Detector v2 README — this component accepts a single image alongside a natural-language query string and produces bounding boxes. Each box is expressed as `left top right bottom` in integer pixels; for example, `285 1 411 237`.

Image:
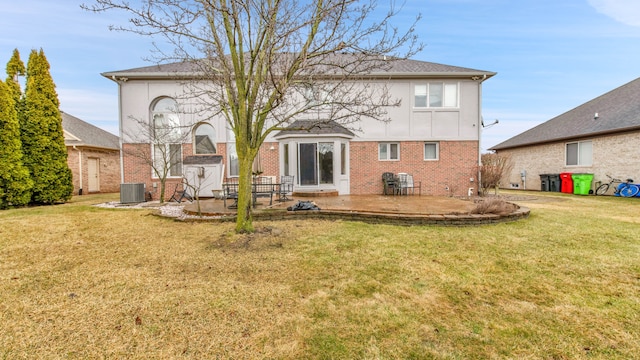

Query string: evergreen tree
21 49 73 204
6 49 25 105
0 80 33 208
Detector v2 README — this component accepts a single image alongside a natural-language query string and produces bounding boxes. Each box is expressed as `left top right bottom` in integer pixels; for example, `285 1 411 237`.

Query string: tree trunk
159 180 166 203
235 154 255 233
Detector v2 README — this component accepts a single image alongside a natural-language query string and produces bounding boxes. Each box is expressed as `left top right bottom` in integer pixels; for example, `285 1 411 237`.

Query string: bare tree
182 168 212 217
123 116 191 203
478 153 513 196
83 0 421 232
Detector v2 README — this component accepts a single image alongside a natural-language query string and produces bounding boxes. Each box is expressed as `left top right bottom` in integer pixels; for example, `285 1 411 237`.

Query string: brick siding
67 146 121 195
123 141 279 201
496 131 640 192
123 140 479 199
350 140 480 196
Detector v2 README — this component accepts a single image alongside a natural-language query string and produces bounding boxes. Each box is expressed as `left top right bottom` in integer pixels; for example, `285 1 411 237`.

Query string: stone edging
175 203 530 226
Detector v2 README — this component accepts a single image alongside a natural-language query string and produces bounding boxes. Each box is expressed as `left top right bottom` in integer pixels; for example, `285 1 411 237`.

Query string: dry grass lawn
1 191 639 359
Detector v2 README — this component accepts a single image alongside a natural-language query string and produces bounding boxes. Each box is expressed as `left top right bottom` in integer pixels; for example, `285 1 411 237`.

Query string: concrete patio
183 194 477 216
176 191 530 226
177 194 531 226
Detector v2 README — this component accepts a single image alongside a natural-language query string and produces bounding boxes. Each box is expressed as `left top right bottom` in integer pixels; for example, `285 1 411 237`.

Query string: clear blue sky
2 0 639 151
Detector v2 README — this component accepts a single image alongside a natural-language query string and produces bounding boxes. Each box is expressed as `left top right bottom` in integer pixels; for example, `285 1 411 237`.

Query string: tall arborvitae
21 49 72 204
0 79 33 208
6 49 25 105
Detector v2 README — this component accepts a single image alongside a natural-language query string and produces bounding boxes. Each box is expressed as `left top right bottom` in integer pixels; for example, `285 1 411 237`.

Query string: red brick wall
123 140 478 199
349 140 480 196
67 146 121 195
257 142 280 179
122 143 179 201
218 142 279 180
122 141 280 201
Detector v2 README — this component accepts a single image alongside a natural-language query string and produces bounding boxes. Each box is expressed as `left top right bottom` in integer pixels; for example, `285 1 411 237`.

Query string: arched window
193 122 217 154
151 97 182 177
152 97 181 142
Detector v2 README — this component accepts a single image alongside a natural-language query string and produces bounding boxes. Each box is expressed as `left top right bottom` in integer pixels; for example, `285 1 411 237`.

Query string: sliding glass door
298 142 334 186
299 143 317 185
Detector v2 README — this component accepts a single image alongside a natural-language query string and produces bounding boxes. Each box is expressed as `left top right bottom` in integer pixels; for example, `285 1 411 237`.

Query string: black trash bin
539 174 550 191
548 174 560 192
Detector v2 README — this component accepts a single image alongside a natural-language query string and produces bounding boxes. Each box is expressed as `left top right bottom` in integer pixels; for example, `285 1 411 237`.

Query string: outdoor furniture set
382 172 421 195
223 175 294 209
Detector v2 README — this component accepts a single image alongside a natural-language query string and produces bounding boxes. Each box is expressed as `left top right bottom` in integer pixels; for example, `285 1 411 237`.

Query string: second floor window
151 97 182 177
152 97 181 142
414 83 458 108
194 123 216 154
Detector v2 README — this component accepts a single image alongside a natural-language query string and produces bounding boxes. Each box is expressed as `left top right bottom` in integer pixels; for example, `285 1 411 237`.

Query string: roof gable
62 112 119 150
491 77 640 150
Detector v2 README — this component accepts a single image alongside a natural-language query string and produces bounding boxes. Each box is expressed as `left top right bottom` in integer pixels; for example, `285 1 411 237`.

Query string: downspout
476 74 487 196
116 79 125 184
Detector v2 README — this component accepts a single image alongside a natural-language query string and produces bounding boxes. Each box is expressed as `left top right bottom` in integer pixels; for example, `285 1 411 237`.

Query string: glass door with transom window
298 142 334 186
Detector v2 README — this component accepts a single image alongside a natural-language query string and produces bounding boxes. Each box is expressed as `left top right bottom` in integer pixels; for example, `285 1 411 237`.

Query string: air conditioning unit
120 183 146 204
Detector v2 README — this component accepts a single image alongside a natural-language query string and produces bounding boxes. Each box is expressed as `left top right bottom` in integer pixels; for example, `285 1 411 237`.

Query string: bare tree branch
83 0 422 232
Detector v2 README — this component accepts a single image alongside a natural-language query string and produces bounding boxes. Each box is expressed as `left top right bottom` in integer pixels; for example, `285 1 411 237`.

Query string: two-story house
103 56 495 200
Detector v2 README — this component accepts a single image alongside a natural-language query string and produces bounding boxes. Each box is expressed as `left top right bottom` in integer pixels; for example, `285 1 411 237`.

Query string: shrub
470 198 517 215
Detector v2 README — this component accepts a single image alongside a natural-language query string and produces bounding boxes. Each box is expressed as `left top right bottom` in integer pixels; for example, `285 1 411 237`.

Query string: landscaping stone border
177 203 530 226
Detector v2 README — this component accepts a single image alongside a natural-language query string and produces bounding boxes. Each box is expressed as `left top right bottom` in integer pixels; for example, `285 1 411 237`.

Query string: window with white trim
193 122 216 154
414 83 458 108
154 144 182 177
151 97 182 177
566 140 592 166
379 142 399 161
227 127 238 177
424 142 439 160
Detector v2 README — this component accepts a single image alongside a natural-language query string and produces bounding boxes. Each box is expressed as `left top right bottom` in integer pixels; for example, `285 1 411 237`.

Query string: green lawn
1 191 638 359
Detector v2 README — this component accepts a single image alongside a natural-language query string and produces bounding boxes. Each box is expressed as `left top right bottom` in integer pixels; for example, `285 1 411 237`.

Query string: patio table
222 182 281 209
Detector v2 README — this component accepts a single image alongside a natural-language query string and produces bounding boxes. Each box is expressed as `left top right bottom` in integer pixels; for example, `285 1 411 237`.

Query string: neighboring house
490 77 640 192
63 112 121 195
103 57 495 200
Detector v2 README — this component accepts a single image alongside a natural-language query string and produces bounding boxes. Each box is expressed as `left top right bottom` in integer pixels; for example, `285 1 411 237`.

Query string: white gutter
117 80 125 184
103 74 127 184
101 71 498 81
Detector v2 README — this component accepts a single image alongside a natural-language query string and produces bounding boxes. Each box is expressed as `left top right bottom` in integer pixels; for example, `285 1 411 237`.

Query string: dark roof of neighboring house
274 120 355 138
491 77 640 150
62 112 119 150
102 54 495 80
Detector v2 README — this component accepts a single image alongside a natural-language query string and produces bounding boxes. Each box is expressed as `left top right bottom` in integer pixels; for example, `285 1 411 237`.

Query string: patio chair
397 173 421 195
279 175 294 201
255 176 273 184
382 172 397 195
222 182 239 209
169 178 193 203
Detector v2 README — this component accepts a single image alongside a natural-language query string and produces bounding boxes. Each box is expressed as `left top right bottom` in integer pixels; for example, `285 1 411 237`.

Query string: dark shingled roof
103 54 495 80
275 120 355 138
491 77 640 150
62 112 119 150
183 155 223 165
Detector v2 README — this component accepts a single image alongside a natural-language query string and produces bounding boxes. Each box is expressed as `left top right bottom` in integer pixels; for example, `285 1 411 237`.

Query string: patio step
293 189 339 197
